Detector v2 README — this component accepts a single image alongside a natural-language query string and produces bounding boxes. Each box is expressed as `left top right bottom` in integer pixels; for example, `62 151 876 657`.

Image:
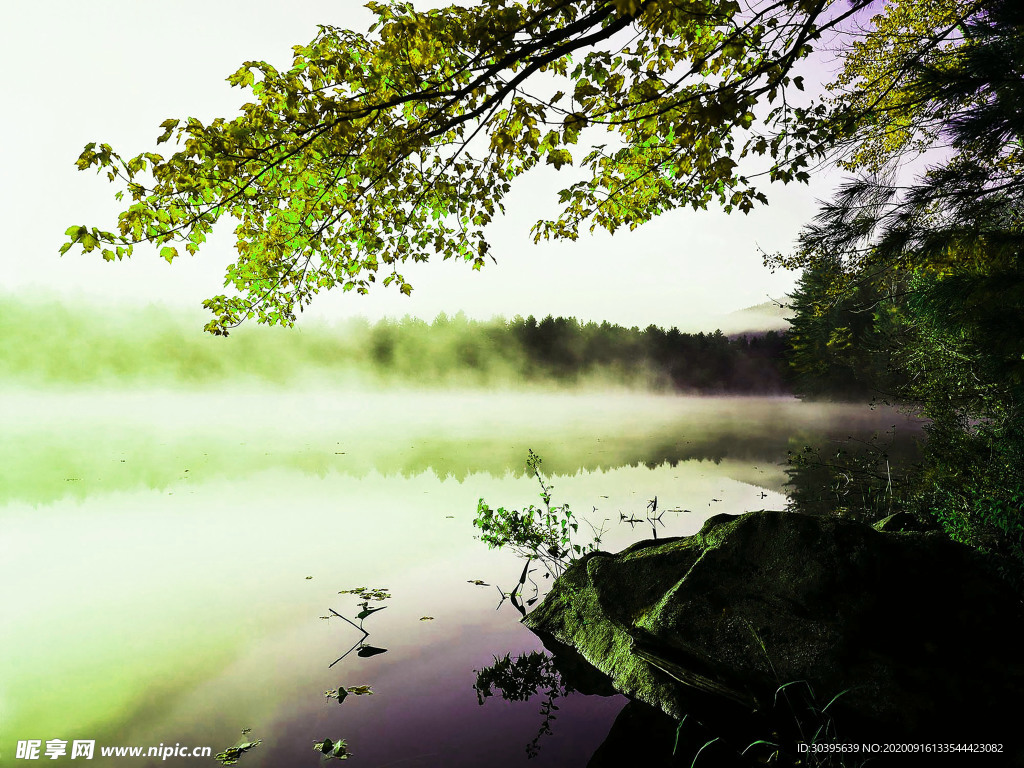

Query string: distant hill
715 299 793 335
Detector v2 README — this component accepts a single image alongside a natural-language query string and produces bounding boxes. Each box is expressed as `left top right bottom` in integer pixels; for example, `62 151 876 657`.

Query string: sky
1 0 851 332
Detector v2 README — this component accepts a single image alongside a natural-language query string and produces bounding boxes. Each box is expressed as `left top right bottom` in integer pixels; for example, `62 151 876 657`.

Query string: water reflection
472 637 859 768
0 391 921 506
474 651 577 759
784 424 923 521
327 587 392 667
0 389 924 767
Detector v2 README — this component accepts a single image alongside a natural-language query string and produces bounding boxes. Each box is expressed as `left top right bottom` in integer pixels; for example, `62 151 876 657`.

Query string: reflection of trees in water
474 641 867 767
784 426 924 522
7 396 922 505
474 651 572 759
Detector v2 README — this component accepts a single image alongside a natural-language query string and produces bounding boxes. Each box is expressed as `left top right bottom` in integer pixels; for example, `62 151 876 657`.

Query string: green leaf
313 738 350 760
546 149 573 170
214 735 262 765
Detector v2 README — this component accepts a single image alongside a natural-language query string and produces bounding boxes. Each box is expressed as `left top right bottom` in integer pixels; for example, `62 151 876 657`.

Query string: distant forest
491 314 787 391
0 298 787 391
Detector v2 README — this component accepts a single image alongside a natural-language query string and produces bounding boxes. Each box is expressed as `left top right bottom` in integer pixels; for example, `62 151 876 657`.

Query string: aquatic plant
326 587 392 667
214 729 261 765
671 624 863 768
785 426 911 523
474 450 603 587
670 678 862 768
312 738 351 760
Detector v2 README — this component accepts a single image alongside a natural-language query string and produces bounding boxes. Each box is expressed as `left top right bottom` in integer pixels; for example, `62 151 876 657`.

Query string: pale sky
1 0 848 332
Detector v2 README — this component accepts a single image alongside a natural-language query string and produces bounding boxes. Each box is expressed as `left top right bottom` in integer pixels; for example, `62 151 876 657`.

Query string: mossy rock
525 510 1024 748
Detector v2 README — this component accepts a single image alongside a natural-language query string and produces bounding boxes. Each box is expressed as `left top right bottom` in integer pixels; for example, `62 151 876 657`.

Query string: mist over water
1 389 920 507
0 298 924 766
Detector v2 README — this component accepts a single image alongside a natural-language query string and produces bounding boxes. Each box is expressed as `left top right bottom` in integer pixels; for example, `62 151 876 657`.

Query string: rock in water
524 510 1024 753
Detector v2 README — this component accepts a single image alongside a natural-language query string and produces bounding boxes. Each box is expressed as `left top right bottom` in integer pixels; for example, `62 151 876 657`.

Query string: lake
0 389 922 766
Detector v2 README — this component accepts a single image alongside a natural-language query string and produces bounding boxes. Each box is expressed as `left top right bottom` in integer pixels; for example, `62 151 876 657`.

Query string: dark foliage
507 314 789 392
785 0 1024 567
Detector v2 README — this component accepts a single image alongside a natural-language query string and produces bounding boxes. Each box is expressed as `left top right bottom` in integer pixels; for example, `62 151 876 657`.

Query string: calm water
0 389 922 766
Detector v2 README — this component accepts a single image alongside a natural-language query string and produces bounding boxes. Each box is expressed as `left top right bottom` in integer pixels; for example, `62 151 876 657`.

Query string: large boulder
524 510 1024 754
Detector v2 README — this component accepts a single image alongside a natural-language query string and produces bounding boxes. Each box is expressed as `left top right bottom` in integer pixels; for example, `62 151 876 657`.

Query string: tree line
0 298 787 391
374 313 788 391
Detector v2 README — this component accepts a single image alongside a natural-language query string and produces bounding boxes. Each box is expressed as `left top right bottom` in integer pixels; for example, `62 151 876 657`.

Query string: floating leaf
325 687 349 703
339 587 391 601
313 738 350 760
346 685 373 695
467 579 489 586
419 616 435 621
214 734 261 765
